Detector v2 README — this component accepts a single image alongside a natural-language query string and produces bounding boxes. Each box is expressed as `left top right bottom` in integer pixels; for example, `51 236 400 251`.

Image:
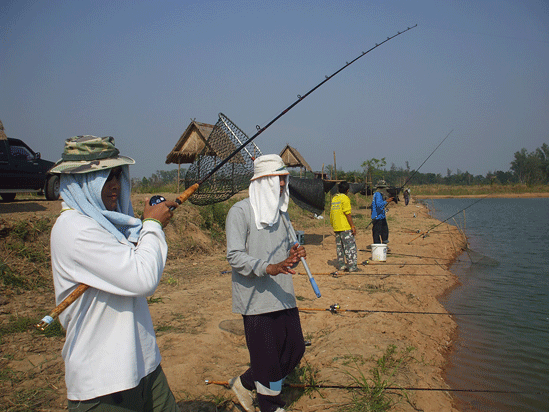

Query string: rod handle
175 183 199 204
36 284 90 330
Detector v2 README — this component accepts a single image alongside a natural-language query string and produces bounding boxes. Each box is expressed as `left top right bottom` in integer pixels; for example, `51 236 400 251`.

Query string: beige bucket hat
251 154 289 181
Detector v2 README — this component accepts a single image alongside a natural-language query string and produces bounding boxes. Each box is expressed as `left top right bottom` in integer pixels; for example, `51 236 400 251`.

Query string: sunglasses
106 167 123 182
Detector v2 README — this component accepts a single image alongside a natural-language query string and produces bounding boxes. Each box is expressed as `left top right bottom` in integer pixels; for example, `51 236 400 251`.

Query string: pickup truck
0 137 60 202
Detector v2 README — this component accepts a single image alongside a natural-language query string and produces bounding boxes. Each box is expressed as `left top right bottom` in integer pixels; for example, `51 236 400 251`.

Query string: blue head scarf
59 165 142 243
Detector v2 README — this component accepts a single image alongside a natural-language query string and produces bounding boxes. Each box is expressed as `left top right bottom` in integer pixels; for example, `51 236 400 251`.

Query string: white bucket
371 243 387 261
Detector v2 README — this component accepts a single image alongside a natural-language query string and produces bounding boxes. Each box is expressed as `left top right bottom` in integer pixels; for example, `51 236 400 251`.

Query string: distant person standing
371 180 393 245
403 188 410 206
330 181 358 272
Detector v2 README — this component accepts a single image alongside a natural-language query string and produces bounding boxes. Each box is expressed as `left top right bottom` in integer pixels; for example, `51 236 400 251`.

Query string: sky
1 0 548 180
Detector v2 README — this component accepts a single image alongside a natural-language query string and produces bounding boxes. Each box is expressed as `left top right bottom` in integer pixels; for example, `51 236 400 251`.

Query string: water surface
425 198 548 412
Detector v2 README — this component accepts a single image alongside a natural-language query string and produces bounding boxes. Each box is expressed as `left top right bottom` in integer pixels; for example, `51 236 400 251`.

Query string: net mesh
184 113 261 205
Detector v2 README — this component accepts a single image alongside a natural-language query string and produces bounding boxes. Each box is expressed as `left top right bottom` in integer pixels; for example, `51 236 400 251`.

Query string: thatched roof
279 144 312 171
165 121 215 164
0 120 7 141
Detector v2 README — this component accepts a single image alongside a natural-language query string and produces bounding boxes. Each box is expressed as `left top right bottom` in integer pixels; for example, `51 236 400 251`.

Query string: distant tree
361 157 386 184
511 147 546 185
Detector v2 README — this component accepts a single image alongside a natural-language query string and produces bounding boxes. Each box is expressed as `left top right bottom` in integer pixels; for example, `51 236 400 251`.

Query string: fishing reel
329 303 341 314
149 195 178 211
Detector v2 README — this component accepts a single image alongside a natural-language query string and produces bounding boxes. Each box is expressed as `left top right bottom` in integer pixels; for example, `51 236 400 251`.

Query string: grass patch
337 344 416 412
0 314 65 343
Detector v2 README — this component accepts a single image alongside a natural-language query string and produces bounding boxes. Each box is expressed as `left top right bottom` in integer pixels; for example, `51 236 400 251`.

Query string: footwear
348 266 359 272
274 409 286 412
229 376 255 412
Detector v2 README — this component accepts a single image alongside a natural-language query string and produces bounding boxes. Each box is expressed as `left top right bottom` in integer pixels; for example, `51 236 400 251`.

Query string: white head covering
59 165 142 243
249 155 290 230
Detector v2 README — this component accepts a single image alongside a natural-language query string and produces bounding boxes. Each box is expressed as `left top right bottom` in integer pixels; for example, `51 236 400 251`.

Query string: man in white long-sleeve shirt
49 135 179 411
225 154 307 412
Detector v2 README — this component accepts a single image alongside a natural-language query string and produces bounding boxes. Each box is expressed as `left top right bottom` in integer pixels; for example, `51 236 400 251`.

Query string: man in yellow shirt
330 181 358 272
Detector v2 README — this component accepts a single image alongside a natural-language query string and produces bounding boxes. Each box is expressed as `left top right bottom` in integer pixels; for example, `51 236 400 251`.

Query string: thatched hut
165 120 215 191
279 144 312 177
0 120 7 141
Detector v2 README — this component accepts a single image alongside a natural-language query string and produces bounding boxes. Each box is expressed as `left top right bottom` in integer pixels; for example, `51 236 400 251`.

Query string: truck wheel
45 175 60 200
1 193 16 202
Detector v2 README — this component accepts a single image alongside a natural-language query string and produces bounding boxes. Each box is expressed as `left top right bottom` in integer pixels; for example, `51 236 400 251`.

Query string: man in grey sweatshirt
225 154 306 412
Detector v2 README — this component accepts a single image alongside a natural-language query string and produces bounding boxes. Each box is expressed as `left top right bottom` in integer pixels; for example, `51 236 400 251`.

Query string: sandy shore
153 197 467 411
0 195 467 411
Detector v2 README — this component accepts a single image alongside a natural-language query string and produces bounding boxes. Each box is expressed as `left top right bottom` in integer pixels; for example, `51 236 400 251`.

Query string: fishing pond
425 197 548 412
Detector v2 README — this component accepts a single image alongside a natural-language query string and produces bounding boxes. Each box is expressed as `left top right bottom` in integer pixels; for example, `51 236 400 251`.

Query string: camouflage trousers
334 230 357 270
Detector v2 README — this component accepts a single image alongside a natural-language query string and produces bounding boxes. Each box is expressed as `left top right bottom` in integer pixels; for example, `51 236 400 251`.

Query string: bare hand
266 244 306 276
143 198 178 227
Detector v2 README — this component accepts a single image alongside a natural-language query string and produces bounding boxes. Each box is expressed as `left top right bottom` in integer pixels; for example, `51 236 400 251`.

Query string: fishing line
409 195 490 243
204 380 542 395
358 250 454 261
298 303 490 317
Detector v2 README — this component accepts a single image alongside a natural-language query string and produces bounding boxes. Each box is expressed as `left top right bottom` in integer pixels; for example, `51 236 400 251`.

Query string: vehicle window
10 145 33 160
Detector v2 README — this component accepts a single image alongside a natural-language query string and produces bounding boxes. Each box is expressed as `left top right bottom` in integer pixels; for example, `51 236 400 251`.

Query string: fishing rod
400 129 454 190
36 25 418 331
204 380 541 395
299 303 488 316
358 250 454 261
364 129 453 230
409 195 489 243
297 271 452 278
170 23 418 207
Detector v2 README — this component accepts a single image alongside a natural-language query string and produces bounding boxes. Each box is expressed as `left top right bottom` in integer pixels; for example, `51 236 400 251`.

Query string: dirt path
0 194 466 411
153 196 466 412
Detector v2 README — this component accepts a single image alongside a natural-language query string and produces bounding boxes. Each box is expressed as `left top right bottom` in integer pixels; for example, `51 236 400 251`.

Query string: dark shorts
67 364 178 412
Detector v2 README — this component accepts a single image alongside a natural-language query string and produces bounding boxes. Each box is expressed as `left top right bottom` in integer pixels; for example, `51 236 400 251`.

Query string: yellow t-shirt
330 193 352 231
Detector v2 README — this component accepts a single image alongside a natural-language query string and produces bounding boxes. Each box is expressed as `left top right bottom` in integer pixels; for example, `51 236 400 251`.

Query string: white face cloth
249 175 290 230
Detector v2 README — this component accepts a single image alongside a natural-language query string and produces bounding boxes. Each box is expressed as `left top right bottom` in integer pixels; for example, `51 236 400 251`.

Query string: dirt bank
1 194 466 411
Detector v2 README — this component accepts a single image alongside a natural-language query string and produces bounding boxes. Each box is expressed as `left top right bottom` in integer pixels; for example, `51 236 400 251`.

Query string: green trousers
67 365 178 412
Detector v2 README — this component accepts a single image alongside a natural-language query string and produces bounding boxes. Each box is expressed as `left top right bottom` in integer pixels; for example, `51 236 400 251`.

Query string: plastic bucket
371 243 387 261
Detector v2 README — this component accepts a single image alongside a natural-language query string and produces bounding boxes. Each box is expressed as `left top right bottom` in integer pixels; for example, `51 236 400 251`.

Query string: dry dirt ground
1 193 470 412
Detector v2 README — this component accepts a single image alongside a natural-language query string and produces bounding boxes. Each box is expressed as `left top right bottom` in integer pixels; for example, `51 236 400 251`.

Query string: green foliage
0 262 28 289
198 201 234 241
337 344 416 412
132 168 181 193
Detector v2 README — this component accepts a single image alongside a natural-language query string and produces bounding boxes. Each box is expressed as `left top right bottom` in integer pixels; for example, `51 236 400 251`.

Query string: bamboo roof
165 121 215 164
0 120 7 141
279 144 312 171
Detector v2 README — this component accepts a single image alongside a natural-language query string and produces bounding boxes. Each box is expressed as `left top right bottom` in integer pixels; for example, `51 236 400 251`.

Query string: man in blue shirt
371 180 394 245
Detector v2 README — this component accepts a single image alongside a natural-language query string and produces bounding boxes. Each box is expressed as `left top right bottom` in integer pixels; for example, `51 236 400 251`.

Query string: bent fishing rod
36 25 417 331
364 129 453 230
166 23 418 208
204 380 542 395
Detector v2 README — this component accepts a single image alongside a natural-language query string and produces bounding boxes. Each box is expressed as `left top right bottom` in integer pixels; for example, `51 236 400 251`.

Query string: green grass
336 345 416 412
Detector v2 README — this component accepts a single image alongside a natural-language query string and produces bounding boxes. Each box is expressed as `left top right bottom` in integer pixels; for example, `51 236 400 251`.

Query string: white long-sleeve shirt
50 204 167 401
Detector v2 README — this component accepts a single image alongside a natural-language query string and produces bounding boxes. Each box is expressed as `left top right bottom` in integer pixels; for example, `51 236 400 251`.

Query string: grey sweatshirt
226 198 297 315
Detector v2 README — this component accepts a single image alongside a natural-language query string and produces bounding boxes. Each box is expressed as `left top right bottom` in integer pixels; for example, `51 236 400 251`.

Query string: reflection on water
426 198 549 412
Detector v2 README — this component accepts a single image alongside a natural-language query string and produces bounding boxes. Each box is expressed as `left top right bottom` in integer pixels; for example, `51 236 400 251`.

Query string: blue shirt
371 191 388 220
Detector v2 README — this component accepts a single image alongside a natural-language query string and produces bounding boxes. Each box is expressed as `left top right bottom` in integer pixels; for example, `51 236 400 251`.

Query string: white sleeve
51 212 168 297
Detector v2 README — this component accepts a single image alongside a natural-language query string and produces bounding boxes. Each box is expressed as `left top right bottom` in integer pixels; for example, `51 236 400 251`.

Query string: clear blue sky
1 0 548 179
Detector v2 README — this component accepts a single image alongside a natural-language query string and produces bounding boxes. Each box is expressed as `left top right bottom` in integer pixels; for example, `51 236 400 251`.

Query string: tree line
133 143 549 191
